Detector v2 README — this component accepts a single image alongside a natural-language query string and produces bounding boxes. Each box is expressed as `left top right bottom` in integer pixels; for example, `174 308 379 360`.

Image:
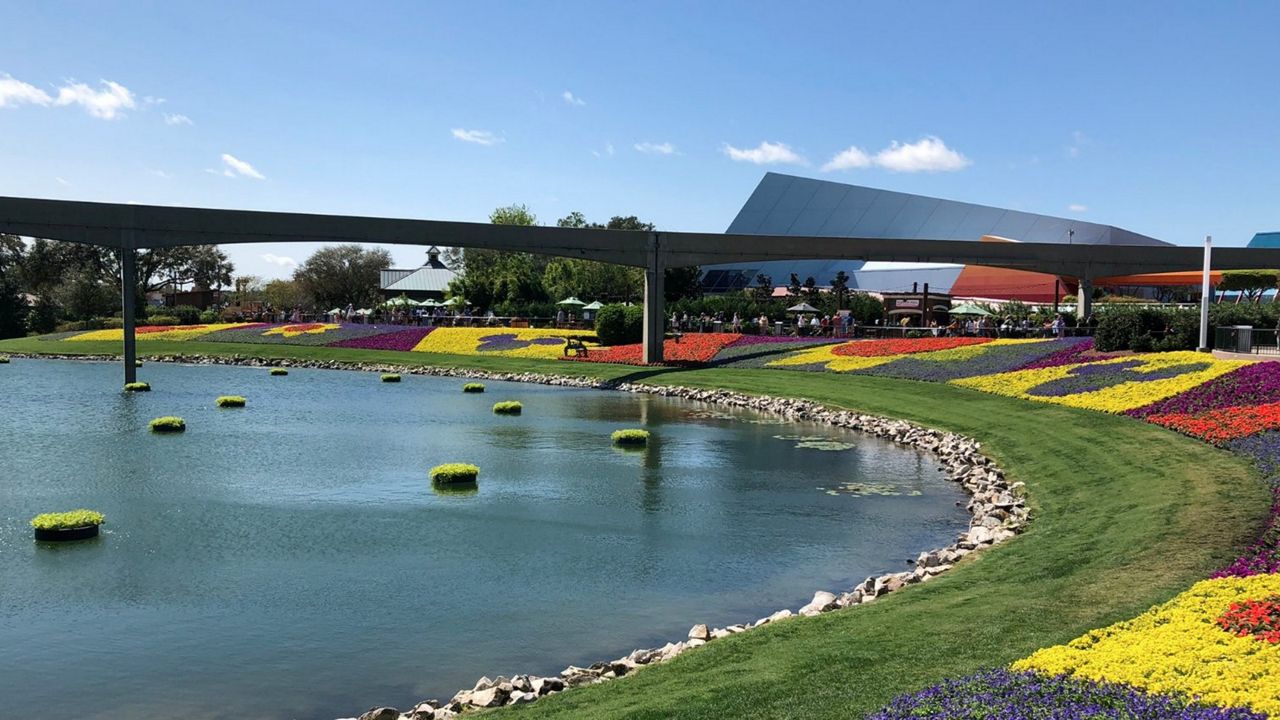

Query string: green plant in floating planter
462 383 486 393
134 360 143 367
270 368 288 376
149 416 186 433
0 356 10 364
430 463 480 484
216 395 246 408
381 373 401 383
124 382 151 392
492 401 523 415
612 429 651 446
31 509 105 531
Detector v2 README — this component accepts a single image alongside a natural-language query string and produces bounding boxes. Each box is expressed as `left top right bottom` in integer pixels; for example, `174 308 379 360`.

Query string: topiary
149 416 186 433
462 382 486 393
381 373 401 383
216 395 246 408
594 304 644 345
270 368 289 376
611 428 650 446
124 382 151 392
430 463 480 484
31 509 105 531
492 401 523 415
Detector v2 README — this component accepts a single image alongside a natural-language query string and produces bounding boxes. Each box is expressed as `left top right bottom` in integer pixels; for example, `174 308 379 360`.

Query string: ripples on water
0 359 967 719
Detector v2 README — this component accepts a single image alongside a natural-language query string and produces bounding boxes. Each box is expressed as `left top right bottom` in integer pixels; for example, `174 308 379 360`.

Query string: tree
787 273 802 297
263 279 308 310
1219 270 1280 303
829 271 849 309
0 234 27 339
753 273 774 301
293 244 391 310
802 276 820 303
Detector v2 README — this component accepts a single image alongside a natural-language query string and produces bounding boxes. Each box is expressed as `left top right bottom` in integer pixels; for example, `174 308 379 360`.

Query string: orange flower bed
1147 402 1280 444
561 333 741 366
831 337 992 357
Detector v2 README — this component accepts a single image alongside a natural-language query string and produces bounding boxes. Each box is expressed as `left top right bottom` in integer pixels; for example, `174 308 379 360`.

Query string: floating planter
269 368 288 376
430 463 480 485
612 429 651 446
492 401 523 415
134 360 143 367
149 416 186 433
381 373 401 383
0 355 10 364
31 509 105 542
215 395 246 408
462 383 486 393
123 382 151 392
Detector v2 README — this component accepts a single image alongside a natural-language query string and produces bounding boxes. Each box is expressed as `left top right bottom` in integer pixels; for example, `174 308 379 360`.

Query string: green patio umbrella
384 296 416 306
949 303 993 316
441 296 466 307
581 300 604 311
557 296 586 307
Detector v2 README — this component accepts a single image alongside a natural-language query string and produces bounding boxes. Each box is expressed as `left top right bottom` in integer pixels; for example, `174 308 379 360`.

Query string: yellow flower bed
766 344 894 372
1013 573 1280 715
951 352 1245 413
410 327 597 359
262 323 340 337
67 323 254 342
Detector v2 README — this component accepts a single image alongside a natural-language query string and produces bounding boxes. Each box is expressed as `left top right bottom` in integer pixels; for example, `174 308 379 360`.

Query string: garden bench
564 338 589 357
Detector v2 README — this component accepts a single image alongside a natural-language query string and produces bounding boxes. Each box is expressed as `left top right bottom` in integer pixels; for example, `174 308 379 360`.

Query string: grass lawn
1 336 1269 718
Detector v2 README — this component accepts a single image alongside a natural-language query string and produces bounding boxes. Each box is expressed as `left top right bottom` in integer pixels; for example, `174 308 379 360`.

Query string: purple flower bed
1214 431 1280 578
868 668 1265 719
475 333 566 352
858 339 1087 383
1127 362 1280 419
1015 338 1097 371
1025 361 1211 398
202 323 396 346
328 327 435 352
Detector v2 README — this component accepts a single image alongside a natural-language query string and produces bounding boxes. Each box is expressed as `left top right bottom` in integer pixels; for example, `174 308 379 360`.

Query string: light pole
1198 235 1213 352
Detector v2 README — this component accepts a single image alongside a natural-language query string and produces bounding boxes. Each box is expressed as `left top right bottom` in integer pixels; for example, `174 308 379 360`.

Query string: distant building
702 173 1170 303
1247 232 1280 248
380 246 457 301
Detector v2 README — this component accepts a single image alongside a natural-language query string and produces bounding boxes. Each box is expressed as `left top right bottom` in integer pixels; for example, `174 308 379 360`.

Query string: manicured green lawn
1 336 1269 718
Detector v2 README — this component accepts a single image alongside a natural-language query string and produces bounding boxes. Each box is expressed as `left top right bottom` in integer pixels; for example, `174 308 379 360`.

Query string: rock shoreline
9 352 1030 720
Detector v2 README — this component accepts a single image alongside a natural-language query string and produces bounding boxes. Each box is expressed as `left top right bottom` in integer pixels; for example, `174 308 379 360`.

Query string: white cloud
163 113 192 126
219 153 265 180
561 90 585 106
55 176 71 186
0 74 52 108
260 253 297 268
451 128 503 145
1068 203 1088 213
821 145 873 172
723 141 806 165
148 169 172 179
872 136 970 172
634 141 677 155
54 79 136 119
1066 130 1088 158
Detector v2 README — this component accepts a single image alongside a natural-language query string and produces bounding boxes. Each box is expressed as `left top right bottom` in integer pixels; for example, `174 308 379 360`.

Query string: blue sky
1 1 1277 280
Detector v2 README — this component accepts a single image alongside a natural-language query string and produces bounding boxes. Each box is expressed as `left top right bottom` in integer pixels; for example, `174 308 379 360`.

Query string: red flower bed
1147 402 1280 444
561 333 741 366
136 324 209 334
1218 595 1280 643
831 337 992 357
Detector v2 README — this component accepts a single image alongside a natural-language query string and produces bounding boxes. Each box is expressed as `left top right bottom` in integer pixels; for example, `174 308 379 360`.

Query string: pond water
0 359 968 720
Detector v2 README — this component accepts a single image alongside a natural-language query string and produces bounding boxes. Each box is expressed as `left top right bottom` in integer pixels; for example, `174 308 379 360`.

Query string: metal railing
1215 326 1280 356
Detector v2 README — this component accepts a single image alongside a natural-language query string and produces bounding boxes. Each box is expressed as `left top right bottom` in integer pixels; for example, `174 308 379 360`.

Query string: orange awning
1096 271 1224 287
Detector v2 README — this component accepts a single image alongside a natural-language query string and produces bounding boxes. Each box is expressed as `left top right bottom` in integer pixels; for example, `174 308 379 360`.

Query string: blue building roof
1248 232 1280 249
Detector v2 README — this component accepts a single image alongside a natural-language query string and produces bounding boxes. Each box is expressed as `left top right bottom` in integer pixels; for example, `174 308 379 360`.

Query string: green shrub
149 416 186 433
198 310 220 323
595 304 644 345
146 315 180 326
1094 307 1199 352
102 317 125 329
462 383 486 393
492 400 523 415
168 305 202 324
381 373 401 383
270 368 289 376
31 509 105 530
215 395 246 408
124 382 150 392
611 428 651 446
430 463 480 484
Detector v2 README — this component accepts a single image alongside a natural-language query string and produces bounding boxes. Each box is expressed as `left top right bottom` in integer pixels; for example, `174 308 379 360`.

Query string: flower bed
562 333 741 366
1146 403 1280 444
952 353 1245 414
831 336 991 357
328 327 435 351
66 323 257 342
1014 337 1104 370
412 327 597 359
860 339 1088 382
867 668 1264 719
203 323 390 346
1012 574 1280 716
1129 362 1280 419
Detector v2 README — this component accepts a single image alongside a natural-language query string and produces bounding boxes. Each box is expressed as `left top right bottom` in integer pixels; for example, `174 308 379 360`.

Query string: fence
1215 326 1280 356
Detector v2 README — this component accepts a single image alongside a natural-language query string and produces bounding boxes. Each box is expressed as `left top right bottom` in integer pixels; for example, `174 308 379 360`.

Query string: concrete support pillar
1076 277 1092 324
121 245 137 385
642 233 665 365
